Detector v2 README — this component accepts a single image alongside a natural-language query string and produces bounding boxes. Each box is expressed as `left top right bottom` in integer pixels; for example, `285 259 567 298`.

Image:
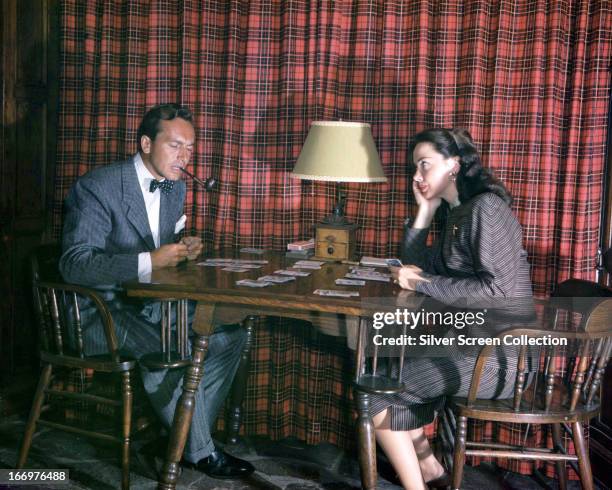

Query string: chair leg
551 424 567 490
355 391 377 489
571 422 593 490
17 364 53 468
451 416 468 490
226 316 255 444
439 407 456 474
120 371 133 490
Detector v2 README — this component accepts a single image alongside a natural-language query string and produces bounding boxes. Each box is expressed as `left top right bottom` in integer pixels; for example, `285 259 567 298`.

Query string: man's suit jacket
60 156 186 295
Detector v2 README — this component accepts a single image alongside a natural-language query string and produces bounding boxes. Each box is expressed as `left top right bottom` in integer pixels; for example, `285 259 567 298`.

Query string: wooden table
124 253 407 490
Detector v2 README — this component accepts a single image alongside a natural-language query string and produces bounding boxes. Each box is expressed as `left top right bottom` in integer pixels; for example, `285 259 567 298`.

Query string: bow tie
149 179 174 194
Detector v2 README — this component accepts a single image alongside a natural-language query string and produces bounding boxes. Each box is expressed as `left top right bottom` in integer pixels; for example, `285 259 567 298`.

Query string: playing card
236 279 272 287
386 258 403 267
345 273 391 283
335 278 366 286
360 256 389 267
274 269 311 277
231 263 262 269
231 259 269 265
350 266 377 273
257 275 296 283
293 264 321 270
313 289 360 297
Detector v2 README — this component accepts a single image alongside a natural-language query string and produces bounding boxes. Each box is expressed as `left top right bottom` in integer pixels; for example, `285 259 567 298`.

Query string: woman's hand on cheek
412 181 440 228
413 180 441 214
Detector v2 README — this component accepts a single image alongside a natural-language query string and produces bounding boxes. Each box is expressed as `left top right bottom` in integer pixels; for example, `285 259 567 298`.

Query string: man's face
140 118 195 181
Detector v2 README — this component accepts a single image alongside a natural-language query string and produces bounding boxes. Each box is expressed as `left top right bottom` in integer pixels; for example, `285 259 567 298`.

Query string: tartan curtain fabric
54 0 612 296
53 0 611 478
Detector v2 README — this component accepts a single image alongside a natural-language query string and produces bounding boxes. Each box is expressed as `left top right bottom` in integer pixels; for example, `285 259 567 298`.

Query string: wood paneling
0 0 59 412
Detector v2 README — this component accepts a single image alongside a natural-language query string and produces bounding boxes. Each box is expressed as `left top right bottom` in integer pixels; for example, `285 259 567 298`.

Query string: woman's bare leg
408 427 446 482
373 409 427 490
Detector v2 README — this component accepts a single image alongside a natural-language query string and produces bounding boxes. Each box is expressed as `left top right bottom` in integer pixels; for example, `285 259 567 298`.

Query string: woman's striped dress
369 192 534 430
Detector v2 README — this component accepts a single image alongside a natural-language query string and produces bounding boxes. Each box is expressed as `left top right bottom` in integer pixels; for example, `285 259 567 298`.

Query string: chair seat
41 352 138 372
139 352 191 370
449 379 600 424
354 374 405 395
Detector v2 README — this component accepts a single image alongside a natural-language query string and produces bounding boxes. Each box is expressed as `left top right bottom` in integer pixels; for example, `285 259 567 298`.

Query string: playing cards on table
313 289 360 298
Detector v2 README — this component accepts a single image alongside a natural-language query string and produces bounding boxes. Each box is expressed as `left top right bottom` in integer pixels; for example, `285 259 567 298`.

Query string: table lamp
291 121 387 261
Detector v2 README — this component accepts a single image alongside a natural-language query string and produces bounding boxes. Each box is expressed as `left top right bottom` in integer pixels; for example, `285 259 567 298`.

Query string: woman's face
412 142 459 202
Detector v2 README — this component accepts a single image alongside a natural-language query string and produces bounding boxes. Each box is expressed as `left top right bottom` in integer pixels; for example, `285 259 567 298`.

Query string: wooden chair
19 245 198 487
444 294 612 490
17 244 144 489
353 316 408 489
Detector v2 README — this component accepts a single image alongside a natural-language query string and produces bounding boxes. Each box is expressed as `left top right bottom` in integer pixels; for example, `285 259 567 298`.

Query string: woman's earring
448 171 457 182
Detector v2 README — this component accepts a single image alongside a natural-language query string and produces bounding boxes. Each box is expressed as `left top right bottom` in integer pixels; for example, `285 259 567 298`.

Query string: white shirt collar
134 153 164 194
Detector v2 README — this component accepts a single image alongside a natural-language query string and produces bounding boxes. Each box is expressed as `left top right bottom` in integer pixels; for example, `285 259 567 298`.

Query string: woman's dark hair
137 103 193 150
408 128 512 205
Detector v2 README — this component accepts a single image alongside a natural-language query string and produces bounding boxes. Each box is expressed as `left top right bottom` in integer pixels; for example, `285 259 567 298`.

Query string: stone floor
0 415 594 489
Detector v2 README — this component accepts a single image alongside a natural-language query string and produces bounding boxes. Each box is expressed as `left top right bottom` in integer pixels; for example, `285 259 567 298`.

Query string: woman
372 128 533 489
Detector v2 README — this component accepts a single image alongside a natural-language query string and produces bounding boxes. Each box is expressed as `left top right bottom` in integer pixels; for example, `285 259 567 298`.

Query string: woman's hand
412 181 441 228
413 180 441 213
390 264 430 291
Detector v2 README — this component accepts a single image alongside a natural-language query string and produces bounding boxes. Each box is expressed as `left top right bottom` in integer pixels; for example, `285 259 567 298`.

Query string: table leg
157 302 216 490
226 315 256 444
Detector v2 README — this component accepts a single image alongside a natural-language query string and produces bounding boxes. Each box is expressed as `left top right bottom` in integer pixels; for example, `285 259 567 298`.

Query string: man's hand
151 243 189 269
180 236 203 261
390 264 430 291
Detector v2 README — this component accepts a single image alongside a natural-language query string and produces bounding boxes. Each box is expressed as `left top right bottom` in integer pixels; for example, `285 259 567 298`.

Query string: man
60 103 254 479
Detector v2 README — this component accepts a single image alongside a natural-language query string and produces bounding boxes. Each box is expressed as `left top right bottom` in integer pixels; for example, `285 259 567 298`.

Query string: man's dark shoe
184 450 255 479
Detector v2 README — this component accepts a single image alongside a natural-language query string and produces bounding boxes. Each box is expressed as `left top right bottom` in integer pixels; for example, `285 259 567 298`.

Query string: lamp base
314 222 358 262
321 190 351 226
321 213 352 226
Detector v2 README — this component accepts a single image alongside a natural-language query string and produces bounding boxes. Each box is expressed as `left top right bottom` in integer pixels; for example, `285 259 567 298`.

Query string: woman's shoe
426 470 451 489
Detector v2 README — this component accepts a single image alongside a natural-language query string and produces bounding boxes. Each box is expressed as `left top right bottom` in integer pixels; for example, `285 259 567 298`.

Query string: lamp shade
291 121 387 183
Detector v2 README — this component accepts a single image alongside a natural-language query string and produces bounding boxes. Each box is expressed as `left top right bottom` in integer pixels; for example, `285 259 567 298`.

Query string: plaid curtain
54 0 612 296
53 0 612 478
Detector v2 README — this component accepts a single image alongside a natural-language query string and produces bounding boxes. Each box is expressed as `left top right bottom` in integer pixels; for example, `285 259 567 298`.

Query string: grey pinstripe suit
370 192 535 430
60 157 247 462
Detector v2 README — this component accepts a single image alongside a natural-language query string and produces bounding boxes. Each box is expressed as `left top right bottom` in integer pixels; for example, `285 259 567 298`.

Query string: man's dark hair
137 103 193 150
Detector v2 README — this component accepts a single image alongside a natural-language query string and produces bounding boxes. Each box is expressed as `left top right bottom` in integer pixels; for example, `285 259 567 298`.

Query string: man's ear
141 135 152 154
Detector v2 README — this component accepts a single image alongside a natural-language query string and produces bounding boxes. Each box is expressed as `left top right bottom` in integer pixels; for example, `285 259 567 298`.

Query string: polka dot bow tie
149 179 174 194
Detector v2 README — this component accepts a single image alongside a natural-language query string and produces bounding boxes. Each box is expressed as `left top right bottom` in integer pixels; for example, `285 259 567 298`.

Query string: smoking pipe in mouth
178 167 217 192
